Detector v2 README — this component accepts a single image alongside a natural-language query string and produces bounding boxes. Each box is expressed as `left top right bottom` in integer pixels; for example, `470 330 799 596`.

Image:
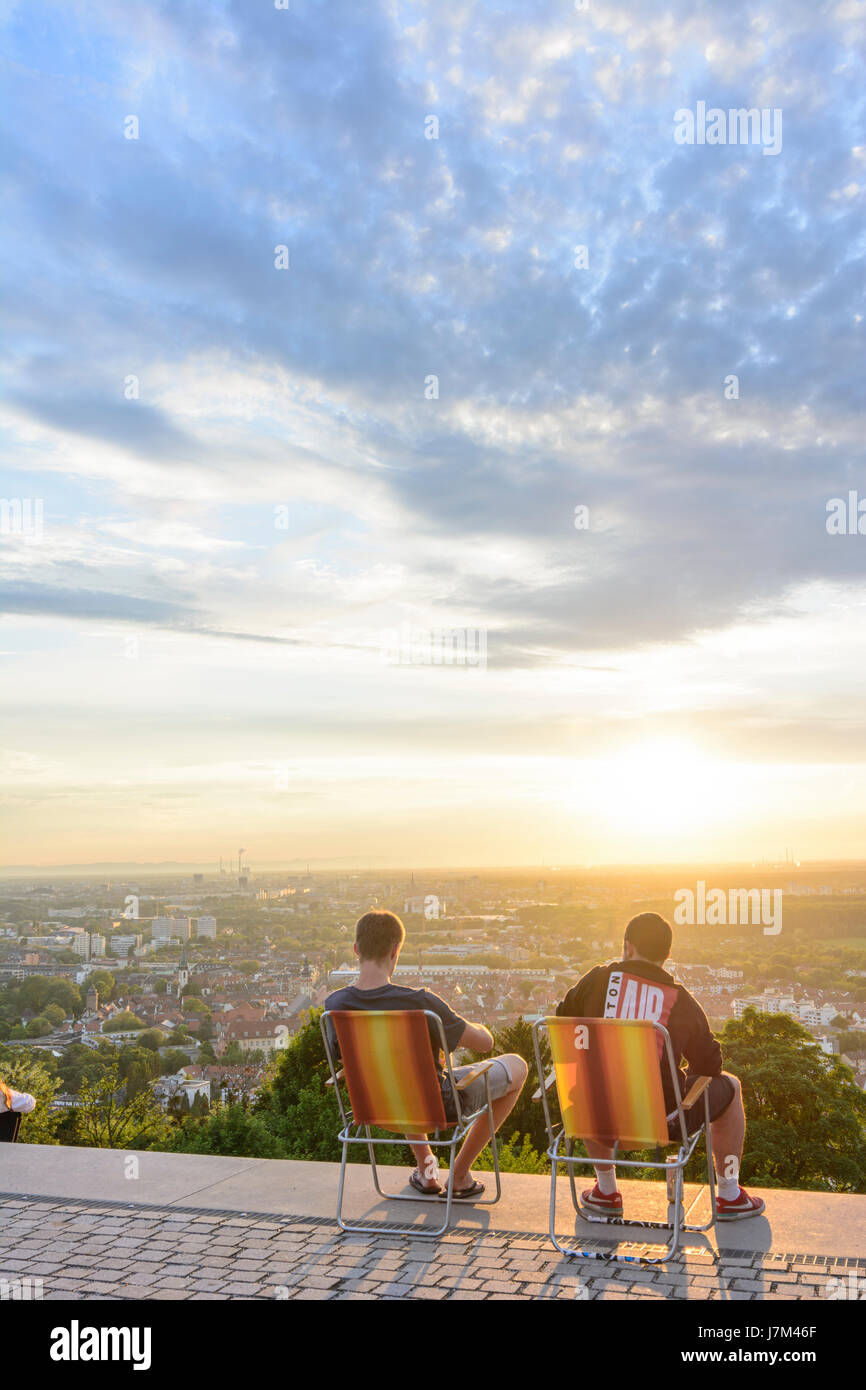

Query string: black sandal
444 1178 486 1200
409 1169 442 1196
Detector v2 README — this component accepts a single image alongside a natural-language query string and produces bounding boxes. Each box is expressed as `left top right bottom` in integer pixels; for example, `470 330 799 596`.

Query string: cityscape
3 861 865 1132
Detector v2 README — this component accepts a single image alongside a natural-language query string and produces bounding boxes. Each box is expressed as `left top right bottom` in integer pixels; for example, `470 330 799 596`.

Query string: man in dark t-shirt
325 910 527 1200
555 912 765 1222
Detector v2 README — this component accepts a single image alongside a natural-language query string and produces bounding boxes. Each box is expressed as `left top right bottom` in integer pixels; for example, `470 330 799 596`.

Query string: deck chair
321 1008 502 1237
532 1016 717 1264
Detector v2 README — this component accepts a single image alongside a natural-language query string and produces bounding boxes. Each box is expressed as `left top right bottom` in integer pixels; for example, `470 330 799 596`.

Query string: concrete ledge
2 1144 864 1259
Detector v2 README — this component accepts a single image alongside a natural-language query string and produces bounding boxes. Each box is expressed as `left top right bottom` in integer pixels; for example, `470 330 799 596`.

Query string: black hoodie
556 958 723 1112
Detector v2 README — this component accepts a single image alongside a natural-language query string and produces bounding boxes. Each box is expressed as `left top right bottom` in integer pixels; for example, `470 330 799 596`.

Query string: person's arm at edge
556 966 597 1016
684 993 723 1077
421 990 491 1054
6 1088 37 1113
458 1020 494 1052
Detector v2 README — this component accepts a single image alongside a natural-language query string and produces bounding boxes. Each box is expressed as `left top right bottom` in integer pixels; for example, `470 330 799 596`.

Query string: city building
222 1019 290 1058
151 917 192 942
109 933 142 958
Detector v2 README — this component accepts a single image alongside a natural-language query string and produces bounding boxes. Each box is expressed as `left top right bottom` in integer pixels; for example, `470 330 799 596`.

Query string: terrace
2 1145 863 1301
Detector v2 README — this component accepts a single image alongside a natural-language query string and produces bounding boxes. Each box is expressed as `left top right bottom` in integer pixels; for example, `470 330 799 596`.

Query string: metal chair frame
321 1008 502 1238
532 1016 718 1265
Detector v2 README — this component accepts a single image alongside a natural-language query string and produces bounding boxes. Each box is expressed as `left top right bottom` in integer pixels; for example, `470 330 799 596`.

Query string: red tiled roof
225 1019 287 1040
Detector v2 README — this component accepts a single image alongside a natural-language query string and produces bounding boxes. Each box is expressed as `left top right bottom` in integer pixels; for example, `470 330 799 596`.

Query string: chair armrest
681 1075 712 1111
325 1069 345 1088
532 1068 556 1102
454 1060 495 1091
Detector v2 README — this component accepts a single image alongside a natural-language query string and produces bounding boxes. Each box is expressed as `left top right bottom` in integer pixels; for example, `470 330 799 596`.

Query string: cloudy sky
1 0 865 868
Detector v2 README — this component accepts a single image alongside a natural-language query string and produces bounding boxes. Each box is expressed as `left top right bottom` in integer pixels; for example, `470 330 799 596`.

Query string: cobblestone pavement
1 1194 861 1301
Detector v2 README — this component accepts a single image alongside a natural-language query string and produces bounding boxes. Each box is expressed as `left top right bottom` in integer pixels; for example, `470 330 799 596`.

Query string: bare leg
710 1073 745 1186
452 1057 529 1188
405 1133 440 1189
584 1138 617 1185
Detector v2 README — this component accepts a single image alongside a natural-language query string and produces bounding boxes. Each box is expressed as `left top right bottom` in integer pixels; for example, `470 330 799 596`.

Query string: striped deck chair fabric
546 1016 670 1148
331 1010 448 1132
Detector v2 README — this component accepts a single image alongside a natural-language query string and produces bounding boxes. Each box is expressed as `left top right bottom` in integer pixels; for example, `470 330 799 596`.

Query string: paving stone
436 1274 485 1290
335 1277 387 1294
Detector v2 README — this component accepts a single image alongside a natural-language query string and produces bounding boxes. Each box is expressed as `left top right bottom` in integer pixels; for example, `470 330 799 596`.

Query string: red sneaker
716 1187 766 1221
581 1183 623 1215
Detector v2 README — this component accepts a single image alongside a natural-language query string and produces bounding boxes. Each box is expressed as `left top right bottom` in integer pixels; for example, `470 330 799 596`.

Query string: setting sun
564 739 740 838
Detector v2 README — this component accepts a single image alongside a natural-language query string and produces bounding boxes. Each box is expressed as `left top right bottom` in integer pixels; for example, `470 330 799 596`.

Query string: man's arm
421 991 488 1054
7 1088 36 1113
457 1021 494 1052
556 967 597 1017
683 995 723 1076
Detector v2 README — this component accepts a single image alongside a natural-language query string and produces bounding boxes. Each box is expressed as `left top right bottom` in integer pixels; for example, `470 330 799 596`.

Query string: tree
104 1011 145 1032
475 1132 550 1175
157 1103 282 1157
181 997 208 1015
74 1063 168 1149
16 976 81 1017
117 1045 162 1097
25 1016 52 1037
161 1049 194 1075
0 1047 62 1144
44 1002 67 1028
138 1029 165 1052
58 1040 116 1093
715 1009 866 1192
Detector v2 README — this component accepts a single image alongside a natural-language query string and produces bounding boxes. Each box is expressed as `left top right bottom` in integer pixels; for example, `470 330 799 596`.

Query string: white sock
594 1166 618 1195
717 1175 741 1201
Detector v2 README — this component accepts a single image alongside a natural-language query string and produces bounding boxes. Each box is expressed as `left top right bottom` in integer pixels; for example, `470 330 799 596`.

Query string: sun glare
567 738 739 837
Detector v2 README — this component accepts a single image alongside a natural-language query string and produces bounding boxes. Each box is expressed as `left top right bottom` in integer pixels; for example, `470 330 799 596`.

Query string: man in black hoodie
556 912 764 1221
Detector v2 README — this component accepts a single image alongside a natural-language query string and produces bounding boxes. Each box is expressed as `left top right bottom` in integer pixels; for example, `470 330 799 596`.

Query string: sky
1 0 865 868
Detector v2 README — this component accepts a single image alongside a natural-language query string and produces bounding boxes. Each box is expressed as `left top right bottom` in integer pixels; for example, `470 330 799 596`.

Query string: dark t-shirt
556 959 723 1113
324 983 468 1085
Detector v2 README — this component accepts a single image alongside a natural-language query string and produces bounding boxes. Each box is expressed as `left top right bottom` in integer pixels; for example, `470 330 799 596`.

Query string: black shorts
668 1073 735 1140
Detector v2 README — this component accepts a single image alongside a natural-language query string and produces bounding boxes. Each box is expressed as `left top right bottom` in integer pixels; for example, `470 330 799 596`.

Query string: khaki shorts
445 1053 520 1117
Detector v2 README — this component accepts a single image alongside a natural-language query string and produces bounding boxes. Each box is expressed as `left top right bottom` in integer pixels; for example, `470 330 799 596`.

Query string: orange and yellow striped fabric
546 1017 669 1148
331 1010 448 1131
